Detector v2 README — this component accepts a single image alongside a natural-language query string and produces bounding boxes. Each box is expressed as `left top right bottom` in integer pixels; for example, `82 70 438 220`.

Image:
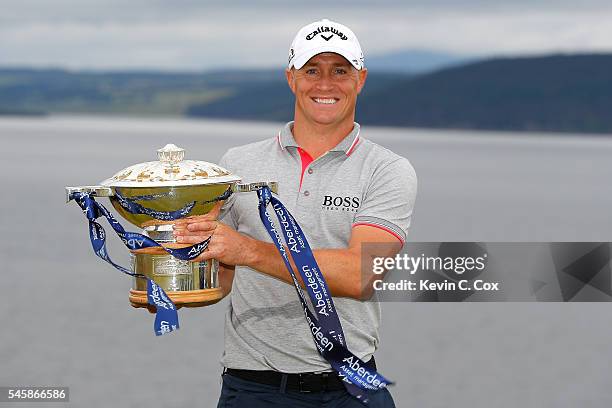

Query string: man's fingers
195 248 217 262
175 235 211 244
184 220 217 232
173 215 202 226
174 221 219 235
173 201 224 236
173 201 223 226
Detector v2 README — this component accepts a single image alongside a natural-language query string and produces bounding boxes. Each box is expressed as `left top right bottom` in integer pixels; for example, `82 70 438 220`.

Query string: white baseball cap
287 19 365 70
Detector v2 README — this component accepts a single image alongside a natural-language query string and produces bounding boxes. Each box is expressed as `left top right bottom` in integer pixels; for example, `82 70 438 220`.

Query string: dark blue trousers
217 372 396 408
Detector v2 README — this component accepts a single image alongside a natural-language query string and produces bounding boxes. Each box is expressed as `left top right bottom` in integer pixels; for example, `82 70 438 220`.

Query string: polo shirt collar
277 121 361 156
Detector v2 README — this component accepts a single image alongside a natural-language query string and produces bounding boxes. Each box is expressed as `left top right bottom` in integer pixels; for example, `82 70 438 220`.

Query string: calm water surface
1 115 612 407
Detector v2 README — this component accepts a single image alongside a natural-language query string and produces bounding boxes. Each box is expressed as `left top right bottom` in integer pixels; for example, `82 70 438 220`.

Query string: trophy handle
233 181 278 194
65 186 114 203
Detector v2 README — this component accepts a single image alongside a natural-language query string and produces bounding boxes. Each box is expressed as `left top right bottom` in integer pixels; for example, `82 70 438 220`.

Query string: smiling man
174 19 417 407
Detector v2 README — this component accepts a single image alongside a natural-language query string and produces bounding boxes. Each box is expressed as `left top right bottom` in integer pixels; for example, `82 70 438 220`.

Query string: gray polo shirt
218 121 417 373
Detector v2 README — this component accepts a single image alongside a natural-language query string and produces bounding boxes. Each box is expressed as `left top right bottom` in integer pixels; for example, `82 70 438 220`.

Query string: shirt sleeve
218 150 238 230
353 157 417 244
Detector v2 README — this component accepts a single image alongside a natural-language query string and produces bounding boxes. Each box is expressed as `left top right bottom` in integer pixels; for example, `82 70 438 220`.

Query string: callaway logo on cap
287 19 365 70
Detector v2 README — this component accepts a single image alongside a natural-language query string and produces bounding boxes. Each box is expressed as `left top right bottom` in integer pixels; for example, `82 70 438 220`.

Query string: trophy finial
157 143 185 164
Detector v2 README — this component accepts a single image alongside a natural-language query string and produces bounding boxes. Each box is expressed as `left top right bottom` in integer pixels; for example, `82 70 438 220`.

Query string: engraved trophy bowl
66 144 277 309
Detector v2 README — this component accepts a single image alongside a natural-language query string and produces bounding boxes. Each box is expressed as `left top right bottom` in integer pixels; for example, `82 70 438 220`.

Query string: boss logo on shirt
321 195 360 212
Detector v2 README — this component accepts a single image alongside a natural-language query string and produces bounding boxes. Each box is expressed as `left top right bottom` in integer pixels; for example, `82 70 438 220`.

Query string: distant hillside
2 54 612 133
358 54 612 133
189 53 612 134
0 68 282 116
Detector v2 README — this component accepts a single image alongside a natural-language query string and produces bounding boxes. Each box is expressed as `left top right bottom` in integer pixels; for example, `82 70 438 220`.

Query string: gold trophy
66 144 276 309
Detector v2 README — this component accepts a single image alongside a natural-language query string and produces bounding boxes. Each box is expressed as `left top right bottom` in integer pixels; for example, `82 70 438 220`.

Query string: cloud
0 1 611 70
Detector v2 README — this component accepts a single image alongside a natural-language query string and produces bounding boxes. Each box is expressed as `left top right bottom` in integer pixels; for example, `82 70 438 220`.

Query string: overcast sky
1 0 612 71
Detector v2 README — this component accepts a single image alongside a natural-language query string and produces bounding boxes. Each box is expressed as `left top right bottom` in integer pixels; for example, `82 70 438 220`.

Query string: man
174 18 417 407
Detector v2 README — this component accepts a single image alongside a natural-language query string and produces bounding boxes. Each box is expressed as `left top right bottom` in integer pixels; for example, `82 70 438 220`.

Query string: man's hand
172 201 257 266
175 220 257 265
173 200 224 231
172 200 222 249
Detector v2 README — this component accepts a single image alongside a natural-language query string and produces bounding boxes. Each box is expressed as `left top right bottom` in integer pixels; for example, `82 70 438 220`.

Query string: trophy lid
100 143 241 187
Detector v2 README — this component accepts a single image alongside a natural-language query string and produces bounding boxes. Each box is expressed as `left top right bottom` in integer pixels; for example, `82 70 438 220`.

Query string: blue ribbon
70 192 213 336
114 187 233 221
257 186 392 404
147 279 179 335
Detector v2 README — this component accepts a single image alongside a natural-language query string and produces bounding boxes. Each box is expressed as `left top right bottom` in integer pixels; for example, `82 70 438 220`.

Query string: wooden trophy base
129 288 224 310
